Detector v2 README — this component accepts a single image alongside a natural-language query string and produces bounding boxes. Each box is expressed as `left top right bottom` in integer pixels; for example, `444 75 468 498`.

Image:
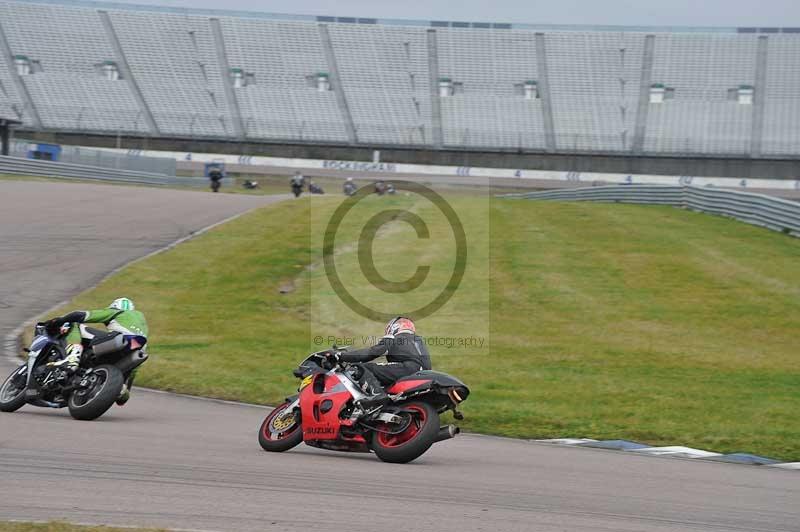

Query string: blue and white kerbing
535 438 799 470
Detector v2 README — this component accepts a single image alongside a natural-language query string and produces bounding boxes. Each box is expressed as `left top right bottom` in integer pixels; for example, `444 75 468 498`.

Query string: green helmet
109 297 135 311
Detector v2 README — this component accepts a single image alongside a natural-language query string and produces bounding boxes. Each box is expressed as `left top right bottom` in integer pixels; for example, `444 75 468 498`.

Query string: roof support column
426 29 444 149
750 35 769 157
98 10 159 136
632 34 656 154
319 24 358 144
210 18 245 139
0 20 41 128
534 32 556 152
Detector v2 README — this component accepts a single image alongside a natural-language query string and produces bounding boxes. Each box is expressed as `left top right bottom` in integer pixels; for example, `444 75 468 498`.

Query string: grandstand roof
12 0 800 35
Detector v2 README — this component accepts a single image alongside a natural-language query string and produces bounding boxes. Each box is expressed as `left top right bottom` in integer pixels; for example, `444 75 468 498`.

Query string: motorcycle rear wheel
258 402 303 452
0 365 28 413
371 401 439 464
68 364 124 421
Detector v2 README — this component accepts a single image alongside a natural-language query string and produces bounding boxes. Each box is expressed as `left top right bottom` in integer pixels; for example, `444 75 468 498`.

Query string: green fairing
65 326 82 345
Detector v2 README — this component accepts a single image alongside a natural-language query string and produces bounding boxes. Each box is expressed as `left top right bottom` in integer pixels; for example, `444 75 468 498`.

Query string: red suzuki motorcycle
258 350 469 463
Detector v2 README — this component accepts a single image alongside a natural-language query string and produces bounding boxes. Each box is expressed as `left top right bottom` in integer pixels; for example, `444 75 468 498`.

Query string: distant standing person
290 172 305 197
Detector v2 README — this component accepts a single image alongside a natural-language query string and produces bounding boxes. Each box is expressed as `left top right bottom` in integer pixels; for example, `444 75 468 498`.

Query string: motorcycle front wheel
68 364 124 421
371 401 440 464
258 402 303 452
0 364 28 412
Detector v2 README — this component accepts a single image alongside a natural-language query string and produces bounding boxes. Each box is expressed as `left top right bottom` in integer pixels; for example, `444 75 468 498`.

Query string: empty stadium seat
220 17 347 142
644 33 758 155
1 0 798 156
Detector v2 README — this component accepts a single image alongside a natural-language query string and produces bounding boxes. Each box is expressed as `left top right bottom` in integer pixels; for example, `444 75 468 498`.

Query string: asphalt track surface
0 180 797 532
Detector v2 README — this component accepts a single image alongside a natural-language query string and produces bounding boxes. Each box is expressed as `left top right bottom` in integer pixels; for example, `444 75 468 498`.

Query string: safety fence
12 107 800 159
10 140 177 175
0 155 211 187
94 147 800 193
501 185 800 236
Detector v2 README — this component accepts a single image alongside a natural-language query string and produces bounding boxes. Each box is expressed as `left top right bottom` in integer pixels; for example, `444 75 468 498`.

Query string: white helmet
385 317 415 336
109 297 135 311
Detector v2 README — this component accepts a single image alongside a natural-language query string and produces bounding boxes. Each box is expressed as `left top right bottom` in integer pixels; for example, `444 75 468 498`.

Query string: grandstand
1 0 799 159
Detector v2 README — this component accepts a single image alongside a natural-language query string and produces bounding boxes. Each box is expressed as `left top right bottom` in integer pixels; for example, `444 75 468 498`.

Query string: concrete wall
17 129 800 179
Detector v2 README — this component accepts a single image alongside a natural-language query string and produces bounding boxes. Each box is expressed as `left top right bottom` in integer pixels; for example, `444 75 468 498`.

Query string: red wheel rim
376 405 427 448
262 404 299 441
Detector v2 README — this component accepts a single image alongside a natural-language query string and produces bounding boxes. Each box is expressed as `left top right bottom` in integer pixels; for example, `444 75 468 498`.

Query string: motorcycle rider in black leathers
290 172 305 197
208 167 224 192
333 317 430 408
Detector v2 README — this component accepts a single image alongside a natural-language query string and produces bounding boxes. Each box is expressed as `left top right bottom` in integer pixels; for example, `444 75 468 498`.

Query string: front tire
68 365 124 421
258 402 303 452
0 365 28 413
371 401 439 464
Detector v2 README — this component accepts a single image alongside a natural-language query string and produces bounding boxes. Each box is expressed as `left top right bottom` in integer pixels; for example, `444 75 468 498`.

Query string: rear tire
68 365 124 421
371 401 439 464
0 365 28 413
258 402 303 452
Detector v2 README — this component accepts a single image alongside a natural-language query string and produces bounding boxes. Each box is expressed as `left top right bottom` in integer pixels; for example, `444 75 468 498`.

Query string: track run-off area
0 180 797 532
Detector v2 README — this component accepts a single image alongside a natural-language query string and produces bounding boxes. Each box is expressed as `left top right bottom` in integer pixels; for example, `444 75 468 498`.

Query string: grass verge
0 522 167 532
41 194 800 460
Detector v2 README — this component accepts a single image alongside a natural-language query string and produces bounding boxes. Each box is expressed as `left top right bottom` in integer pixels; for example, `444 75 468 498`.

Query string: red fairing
386 379 433 395
299 374 354 442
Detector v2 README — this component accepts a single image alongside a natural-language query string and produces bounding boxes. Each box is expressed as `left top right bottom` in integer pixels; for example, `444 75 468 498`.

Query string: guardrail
93 147 800 195
11 140 177 175
501 185 800 237
0 155 212 187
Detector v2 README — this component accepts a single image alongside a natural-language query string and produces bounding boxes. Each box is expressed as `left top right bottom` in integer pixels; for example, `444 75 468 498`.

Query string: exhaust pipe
435 424 460 443
116 350 149 374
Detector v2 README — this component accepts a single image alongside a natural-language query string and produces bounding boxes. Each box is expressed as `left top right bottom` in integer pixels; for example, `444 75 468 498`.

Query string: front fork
285 397 300 411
